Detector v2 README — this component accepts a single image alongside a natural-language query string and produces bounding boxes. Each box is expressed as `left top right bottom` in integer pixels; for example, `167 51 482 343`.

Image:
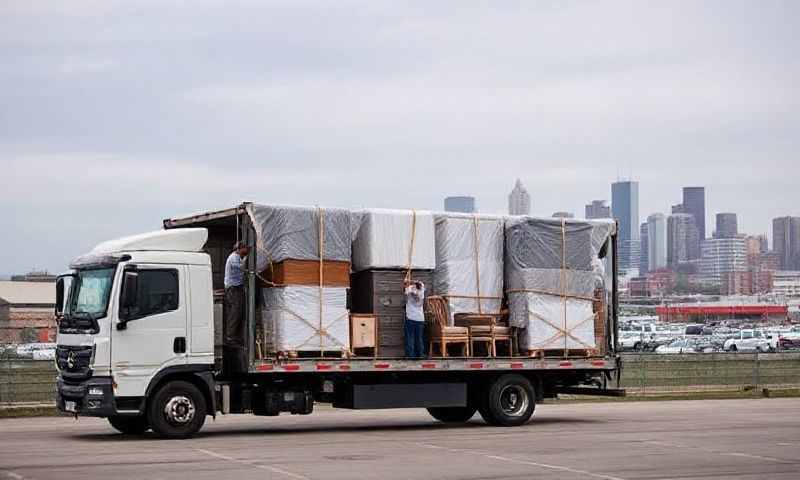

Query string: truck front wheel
107 415 148 435
478 374 536 427
427 406 477 423
147 380 207 439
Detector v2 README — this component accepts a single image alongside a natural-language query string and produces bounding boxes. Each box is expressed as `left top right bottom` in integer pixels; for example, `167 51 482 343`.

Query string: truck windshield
59 267 115 333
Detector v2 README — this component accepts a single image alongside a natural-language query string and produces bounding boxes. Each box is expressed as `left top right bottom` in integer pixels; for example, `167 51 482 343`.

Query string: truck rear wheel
108 415 148 435
147 380 207 439
478 374 536 427
427 406 477 423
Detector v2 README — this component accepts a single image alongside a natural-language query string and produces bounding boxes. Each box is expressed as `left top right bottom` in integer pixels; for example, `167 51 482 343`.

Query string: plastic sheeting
433 213 504 322
247 204 352 272
505 217 615 352
352 209 436 272
260 286 350 353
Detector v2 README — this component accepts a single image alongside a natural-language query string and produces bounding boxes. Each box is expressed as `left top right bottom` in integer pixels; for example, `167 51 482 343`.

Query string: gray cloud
1 0 798 273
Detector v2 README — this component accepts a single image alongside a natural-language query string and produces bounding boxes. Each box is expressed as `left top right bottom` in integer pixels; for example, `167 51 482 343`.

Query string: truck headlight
88 387 104 396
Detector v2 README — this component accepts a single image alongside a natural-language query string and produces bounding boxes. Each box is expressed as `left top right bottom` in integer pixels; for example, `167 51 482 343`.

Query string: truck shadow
70 416 600 442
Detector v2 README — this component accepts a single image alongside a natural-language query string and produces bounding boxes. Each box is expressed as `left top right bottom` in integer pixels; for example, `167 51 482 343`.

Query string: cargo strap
318 206 325 350
473 214 483 314
561 218 568 355
403 210 417 284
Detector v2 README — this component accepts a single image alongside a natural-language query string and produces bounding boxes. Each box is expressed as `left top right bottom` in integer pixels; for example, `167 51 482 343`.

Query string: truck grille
56 345 94 381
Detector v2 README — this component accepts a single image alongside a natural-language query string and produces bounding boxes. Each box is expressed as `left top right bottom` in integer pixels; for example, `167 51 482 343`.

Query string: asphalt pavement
1 398 799 480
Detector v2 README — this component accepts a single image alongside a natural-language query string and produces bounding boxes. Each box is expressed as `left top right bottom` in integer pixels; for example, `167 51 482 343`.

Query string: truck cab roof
70 228 210 268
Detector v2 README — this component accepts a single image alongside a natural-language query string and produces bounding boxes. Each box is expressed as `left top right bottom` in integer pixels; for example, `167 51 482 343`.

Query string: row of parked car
619 321 800 354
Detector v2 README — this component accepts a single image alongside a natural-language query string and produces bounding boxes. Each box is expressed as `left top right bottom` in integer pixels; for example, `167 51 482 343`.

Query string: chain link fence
2 352 800 406
619 352 800 395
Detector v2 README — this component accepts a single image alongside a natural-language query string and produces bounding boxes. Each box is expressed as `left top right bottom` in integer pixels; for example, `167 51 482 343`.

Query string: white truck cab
56 228 215 436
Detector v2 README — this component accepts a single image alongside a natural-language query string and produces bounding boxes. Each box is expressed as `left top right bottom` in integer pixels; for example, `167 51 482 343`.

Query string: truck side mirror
55 277 65 318
119 271 139 327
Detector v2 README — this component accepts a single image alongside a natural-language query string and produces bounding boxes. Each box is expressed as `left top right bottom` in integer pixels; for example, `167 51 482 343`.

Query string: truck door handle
173 337 186 354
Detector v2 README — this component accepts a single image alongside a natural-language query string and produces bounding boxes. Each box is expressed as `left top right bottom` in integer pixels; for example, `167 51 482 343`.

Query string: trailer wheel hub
499 385 529 417
164 395 195 424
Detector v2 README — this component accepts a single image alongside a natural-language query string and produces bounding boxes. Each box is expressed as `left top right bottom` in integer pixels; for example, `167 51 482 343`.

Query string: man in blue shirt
224 242 249 373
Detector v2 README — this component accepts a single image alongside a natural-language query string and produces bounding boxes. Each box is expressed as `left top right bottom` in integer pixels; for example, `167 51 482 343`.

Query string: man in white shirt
404 280 426 358
224 242 249 373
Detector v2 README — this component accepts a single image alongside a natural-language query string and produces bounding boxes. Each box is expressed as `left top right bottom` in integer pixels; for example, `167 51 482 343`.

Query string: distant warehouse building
0 281 56 343
656 302 788 323
771 271 800 298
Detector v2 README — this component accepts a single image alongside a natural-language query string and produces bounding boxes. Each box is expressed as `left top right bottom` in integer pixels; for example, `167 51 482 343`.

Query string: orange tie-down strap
403 209 418 284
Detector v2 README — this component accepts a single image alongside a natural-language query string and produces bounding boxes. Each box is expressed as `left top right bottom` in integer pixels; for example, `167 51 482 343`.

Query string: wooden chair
454 313 514 357
425 296 470 357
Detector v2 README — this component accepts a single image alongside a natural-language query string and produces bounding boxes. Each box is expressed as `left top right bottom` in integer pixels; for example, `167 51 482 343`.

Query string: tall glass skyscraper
611 180 640 272
682 187 706 240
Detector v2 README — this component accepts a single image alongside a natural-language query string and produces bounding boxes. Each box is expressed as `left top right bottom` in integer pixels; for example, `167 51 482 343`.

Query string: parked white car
655 339 697 354
723 330 771 352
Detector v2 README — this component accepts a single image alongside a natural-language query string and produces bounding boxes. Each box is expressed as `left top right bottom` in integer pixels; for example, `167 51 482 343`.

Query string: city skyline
2 2 798 274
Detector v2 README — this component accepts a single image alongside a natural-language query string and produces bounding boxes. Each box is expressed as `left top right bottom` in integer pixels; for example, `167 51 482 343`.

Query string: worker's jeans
224 285 247 374
404 319 426 358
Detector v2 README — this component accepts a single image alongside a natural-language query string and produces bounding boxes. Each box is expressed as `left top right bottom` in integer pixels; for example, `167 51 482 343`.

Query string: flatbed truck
54 203 623 438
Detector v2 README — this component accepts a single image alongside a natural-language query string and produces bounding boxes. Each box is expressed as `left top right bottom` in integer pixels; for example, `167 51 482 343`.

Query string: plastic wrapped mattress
433 213 504 322
352 209 436 272
505 217 615 352
247 204 352 272
260 286 350 353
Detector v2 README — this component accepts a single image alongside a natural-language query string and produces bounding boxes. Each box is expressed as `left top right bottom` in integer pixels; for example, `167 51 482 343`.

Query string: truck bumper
57 376 117 417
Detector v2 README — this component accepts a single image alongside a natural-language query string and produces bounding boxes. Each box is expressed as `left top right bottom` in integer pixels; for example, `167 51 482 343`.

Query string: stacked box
505 216 614 353
351 269 434 357
351 209 436 272
433 213 504 323
260 287 350 354
247 204 352 355
350 209 436 356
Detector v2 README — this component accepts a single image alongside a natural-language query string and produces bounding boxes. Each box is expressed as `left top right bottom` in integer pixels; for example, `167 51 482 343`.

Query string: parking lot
1 398 798 480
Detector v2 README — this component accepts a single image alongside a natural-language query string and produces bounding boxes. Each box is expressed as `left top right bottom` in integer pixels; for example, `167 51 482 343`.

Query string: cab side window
130 270 179 318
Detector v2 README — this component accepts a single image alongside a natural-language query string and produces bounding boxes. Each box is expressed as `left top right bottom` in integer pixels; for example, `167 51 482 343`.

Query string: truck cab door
111 264 188 397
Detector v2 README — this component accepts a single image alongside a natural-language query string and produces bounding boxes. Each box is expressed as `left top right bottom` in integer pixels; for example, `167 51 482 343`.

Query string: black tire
729 344 738 352
427 406 477 423
478 374 536 427
108 415 148 435
633 342 642 352
147 380 207 439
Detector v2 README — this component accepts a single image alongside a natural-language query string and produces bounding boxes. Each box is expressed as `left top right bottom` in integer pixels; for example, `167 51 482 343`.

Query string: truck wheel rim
164 395 195 424
499 385 529 417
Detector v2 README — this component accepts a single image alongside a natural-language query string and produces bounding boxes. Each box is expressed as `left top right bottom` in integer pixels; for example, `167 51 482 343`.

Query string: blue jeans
404 319 426 358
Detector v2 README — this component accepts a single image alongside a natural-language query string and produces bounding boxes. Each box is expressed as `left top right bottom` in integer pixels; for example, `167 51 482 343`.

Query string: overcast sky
2 0 798 274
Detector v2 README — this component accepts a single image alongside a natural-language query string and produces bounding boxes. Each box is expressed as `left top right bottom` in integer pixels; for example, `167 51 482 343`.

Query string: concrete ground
1 398 798 480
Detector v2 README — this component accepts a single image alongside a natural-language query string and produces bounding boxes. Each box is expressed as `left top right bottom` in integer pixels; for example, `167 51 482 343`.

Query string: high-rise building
612 180 639 272
508 179 531 216
713 213 738 239
682 187 706 240
772 216 800 270
647 213 667 271
639 222 649 275
444 196 476 213
698 237 748 285
551 211 574 219
667 213 699 268
671 203 685 214
585 200 611 219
